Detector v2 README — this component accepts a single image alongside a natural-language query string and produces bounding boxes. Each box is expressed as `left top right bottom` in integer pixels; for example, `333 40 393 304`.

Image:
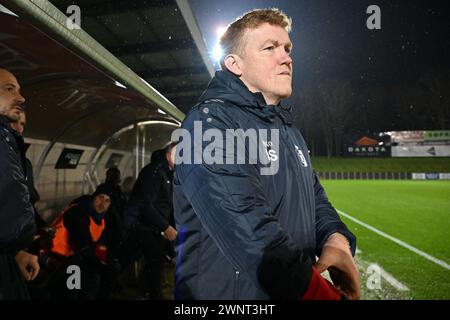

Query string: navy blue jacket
124 151 173 233
0 116 35 253
173 70 356 300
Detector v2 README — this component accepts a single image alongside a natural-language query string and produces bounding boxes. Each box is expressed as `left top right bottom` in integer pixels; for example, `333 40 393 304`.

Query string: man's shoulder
0 123 14 145
136 162 163 185
182 98 241 130
186 98 228 117
0 124 22 170
140 161 158 175
65 197 89 217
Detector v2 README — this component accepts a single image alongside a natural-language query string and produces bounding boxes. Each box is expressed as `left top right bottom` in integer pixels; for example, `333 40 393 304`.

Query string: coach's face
229 23 293 105
0 69 25 122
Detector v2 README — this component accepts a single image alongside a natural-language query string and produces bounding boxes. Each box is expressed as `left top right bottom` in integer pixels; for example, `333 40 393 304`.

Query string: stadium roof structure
48 0 214 114
0 0 217 181
0 0 215 147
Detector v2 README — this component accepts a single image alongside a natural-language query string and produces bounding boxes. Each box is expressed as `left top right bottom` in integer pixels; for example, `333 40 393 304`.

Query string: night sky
190 0 450 149
191 0 449 87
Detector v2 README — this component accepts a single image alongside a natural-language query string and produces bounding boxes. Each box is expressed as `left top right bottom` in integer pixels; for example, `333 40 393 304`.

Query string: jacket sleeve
25 158 40 205
134 169 169 232
175 106 294 286
313 171 356 255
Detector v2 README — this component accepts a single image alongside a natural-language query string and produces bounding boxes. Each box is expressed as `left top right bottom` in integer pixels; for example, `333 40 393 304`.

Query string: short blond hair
219 8 292 70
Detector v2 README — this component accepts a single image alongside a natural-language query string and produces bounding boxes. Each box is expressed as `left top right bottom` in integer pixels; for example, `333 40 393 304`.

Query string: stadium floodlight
212 43 223 62
211 26 227 62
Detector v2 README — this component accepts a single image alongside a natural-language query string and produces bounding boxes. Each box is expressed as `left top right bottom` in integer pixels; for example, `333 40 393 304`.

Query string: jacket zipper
233 270 240 299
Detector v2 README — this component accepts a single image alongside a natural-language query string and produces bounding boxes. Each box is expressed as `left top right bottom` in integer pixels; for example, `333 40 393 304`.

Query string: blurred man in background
121 142 177 300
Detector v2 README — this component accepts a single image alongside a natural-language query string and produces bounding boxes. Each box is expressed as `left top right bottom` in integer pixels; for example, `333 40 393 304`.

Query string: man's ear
224 54 242 76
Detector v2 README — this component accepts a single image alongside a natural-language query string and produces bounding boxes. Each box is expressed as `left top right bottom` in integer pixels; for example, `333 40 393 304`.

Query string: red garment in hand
300 267 344 300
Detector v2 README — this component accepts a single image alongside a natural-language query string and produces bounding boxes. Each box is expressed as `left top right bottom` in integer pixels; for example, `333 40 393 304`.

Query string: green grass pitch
321 180 450 299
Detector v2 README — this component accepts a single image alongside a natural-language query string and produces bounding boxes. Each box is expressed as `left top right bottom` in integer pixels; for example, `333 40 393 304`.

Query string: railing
317 172 412 180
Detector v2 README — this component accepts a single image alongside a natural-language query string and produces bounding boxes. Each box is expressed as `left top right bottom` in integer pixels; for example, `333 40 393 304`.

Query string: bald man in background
0 68 39 299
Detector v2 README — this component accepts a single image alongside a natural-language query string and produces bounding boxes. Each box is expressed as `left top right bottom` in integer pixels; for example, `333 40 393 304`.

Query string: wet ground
111 258 175 300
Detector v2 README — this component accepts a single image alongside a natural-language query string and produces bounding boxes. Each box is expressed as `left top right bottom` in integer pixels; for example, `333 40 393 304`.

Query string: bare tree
295 83 321 156
419 69 450 129
393 81 430 130
361 86 389 132
317 80 355 157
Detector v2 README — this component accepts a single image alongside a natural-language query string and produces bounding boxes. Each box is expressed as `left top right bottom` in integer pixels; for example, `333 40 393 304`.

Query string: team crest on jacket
294 145 308 167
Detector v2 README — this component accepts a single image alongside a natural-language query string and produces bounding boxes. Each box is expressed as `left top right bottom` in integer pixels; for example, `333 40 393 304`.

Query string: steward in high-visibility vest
50 184 114 264
46 184 122 299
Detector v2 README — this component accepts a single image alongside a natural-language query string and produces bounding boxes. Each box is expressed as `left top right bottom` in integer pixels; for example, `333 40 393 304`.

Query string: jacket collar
0 114 12 128
0 114 22 136
199 70 293 126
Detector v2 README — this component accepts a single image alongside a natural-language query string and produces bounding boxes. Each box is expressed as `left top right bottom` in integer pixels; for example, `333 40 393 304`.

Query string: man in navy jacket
0 68 39 299
173 9 360 300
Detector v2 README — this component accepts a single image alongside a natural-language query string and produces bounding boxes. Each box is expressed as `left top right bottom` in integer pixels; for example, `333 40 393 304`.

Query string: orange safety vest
51 204 105 257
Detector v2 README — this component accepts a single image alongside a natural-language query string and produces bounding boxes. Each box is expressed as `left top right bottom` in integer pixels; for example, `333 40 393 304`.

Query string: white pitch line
375 264 410 291
337 209 450 271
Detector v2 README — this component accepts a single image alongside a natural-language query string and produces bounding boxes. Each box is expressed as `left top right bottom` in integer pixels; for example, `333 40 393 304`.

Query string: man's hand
163 225 177 241
15 250 40 281
315 233 360 299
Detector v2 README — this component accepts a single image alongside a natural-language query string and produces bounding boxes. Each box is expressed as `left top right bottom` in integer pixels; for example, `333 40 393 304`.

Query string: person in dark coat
0 68 39 300
173 9 360 300
10 110 45 230
121 176 135 207
121 142 177 300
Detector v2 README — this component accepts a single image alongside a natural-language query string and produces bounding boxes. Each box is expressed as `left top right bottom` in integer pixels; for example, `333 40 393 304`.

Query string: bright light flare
216 26 227 38
211 25 227 63
212 43 223 62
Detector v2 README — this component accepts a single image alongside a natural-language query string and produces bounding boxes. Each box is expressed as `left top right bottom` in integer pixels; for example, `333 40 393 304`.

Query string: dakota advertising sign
343 133 390 157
